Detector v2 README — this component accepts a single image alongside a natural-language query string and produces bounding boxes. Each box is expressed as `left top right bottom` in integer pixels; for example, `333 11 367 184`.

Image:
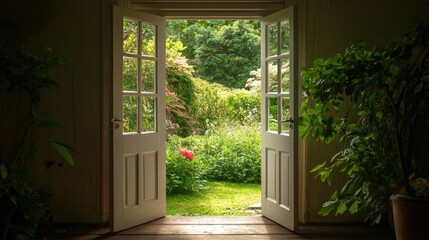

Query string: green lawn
167 181 261 216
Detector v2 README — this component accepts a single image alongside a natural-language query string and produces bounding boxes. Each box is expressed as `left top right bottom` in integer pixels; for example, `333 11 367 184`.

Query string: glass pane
281 59 290 93
267 97 278 132
141 97 155 132
267 60 278 93
123 96 138 133
281 97 291 133
267 24 278 57
141 23 156 56
123 18 138 54
141 60 155 92
123 57 138 92
281 20 290 54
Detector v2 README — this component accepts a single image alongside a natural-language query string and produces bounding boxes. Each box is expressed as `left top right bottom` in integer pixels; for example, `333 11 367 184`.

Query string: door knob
111 118 128 123
111 118 128 129
281 118 294 123
281 118 294 129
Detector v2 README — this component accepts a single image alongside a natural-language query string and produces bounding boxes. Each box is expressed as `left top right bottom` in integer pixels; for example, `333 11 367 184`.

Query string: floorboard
39 216 395 240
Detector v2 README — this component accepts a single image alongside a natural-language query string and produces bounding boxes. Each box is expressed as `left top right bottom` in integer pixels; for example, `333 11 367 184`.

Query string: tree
167 20 261 88
193 21 260 88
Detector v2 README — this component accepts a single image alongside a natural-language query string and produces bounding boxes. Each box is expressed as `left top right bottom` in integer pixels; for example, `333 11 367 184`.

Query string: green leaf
166 96 172 103
319 170 331 185
349 200 360 214
310 162 326 173
50 140 76 166
0 164 7 180
318 203 336 216
341 181 351 194
330 191 338 201
347 164 360 175
336 202 347 215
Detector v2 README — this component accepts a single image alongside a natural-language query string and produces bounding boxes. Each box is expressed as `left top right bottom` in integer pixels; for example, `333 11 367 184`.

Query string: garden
163 20 263 215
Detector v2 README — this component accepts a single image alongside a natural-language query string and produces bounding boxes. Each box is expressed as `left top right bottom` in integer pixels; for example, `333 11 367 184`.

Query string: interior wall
303 0 429 223
3 0 428 225
1 0 107 223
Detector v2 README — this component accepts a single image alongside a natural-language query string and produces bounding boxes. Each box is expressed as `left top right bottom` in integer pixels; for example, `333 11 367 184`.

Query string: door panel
261 6 297 231
112 6 166 232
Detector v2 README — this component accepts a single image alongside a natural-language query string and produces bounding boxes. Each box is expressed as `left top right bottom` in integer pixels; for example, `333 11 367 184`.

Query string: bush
166 123 261 191
224 89 260 125
165 40 197 137
198 123 261 183
166 135 201 194
190 78 261 133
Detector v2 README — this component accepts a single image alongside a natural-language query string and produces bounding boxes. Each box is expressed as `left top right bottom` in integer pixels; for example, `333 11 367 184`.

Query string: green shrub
165 40 197 137
224 89 260 124
190 78 261 133
164 38 261 136
166 123 261 188
190 78 227 132
166 135 201 194
198 123 261 183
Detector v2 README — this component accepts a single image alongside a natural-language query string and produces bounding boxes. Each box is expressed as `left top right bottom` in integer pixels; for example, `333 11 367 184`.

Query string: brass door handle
281 118 294 123
111 118 128 123
111 118 128 129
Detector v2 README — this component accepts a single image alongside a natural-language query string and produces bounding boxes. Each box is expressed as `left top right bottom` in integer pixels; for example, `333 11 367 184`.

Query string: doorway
164 19 262 217
109 4 300 233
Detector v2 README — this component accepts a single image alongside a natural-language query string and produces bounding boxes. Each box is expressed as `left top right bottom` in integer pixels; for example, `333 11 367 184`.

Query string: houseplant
0 19 75 239
299 22 429 231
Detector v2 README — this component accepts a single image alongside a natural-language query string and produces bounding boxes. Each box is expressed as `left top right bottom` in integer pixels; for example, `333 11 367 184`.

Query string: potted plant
299 22 429 237
0 19 75 239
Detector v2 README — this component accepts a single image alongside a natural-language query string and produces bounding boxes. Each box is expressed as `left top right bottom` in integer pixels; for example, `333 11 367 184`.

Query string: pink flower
179 148 194 161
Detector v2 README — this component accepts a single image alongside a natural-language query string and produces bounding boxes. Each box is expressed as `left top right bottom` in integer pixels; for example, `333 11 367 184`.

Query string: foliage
192 123 261 183
167 20 260 60
223 88 261 125
166 135 201 194
0 173 53 239
190 78 260 133
300 23 429 224
167 20 260 88
165 40 197 136
190 78 226 133
166 123 261 192
0 19 75 239
193 21 260 88
167 181 261 216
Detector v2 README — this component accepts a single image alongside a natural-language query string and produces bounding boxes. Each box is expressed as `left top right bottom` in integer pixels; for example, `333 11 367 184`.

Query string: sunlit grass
167 181 261 216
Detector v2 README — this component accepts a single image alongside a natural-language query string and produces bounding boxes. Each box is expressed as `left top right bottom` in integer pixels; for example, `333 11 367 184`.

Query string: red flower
179 148 194 161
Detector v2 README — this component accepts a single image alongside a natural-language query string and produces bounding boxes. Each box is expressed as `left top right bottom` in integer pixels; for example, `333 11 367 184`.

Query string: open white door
261 7 298 231
112 6 166 232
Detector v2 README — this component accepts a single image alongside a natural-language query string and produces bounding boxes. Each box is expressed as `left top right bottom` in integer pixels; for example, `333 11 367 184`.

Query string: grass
167 181 261 216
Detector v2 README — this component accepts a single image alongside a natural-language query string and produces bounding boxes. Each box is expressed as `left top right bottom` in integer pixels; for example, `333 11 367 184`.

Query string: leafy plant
0 19 75 239
192 123 261 183
165 40 197 136
300 23 429 224
166 135 201 194
166 122 261 193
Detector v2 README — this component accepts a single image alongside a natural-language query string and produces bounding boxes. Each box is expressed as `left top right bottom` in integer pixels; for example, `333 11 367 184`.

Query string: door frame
101 1 307 228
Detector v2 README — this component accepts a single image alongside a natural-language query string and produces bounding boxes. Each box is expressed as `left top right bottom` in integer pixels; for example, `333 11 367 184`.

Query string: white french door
112 6 166 232
111 4 297 232
261 7 298 231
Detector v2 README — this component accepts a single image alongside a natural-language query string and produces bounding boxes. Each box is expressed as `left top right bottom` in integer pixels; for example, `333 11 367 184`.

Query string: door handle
111 118 128 129
281 118 294 129
111 118 128 123
281 118 294 123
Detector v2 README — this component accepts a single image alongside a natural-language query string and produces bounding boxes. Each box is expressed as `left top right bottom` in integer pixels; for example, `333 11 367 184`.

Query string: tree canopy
167 20 260 88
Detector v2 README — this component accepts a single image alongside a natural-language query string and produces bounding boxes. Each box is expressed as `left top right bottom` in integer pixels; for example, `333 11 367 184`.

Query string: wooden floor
41 216 395 240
